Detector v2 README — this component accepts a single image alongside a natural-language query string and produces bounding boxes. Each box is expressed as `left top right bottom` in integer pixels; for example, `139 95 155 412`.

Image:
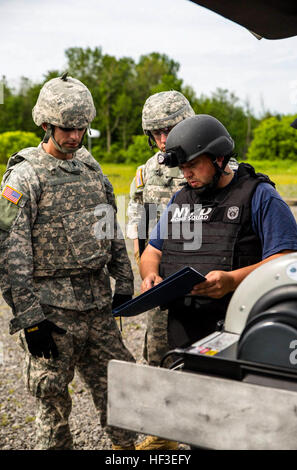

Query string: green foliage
247 115 297 161
0 131 40 164
0 46 295 168
92 142 127 164
92 135 154 166
0 77 43 138
124 135 154 165
0 164 6 180
193 88 259 160
136 52 181 98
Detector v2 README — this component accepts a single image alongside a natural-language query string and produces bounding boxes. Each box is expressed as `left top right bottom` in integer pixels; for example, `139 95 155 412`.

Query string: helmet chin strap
190 171 221 196
146 132 156 150
43 125 85 154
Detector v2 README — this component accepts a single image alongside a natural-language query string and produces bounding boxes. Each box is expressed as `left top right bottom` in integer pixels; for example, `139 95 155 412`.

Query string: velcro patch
135 168 144 188
2 185 23 205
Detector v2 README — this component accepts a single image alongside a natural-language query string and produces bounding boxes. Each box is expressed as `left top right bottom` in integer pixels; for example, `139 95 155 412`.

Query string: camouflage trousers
19 305 137 450
135 251 171 368
143 307 171 367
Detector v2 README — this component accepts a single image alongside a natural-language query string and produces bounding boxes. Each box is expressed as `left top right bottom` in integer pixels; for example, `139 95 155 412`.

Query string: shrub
124 135 154 165
91 143 127 164
91 136 153 165
247 115 297 161
0 131 40 164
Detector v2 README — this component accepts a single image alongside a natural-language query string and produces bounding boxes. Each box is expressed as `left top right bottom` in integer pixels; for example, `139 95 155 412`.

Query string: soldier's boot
112 444 136 450
136 435 179 450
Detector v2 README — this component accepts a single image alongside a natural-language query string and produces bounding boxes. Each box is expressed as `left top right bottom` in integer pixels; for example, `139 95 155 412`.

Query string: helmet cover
142 90 195 132
32 74 96 128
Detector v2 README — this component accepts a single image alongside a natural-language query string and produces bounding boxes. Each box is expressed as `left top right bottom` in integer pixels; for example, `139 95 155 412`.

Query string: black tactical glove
112 293 132 310
24 319 66 359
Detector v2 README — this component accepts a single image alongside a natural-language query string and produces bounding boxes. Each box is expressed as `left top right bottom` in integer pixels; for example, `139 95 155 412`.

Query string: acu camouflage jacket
0 145 133 334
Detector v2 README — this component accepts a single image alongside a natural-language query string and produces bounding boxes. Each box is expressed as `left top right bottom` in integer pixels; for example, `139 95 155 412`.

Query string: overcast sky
1 0 297 117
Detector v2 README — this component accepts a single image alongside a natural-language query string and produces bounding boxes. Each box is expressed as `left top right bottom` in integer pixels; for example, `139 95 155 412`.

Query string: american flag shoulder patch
135 168 144 188
1 185 23 205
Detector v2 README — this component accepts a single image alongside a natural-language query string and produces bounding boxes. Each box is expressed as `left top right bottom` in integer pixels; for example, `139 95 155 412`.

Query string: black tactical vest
160 163 274 310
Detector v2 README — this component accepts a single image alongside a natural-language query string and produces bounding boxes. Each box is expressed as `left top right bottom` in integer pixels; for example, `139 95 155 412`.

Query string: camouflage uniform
127 91 195 367
0 76 136 450
127 153 186 365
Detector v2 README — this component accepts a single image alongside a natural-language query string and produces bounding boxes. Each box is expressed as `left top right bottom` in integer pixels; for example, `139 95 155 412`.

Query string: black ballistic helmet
161 114 235 168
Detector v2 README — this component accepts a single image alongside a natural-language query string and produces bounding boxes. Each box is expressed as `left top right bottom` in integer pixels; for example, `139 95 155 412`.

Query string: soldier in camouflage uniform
0 74 137 450
127 91 194 451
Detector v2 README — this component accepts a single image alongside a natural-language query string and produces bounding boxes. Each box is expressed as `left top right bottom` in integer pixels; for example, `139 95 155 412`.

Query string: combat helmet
142 91 195 148
160 114 235 193
32 73 96 153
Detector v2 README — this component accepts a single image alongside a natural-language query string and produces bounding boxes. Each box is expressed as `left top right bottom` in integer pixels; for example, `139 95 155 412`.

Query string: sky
1 0 297 117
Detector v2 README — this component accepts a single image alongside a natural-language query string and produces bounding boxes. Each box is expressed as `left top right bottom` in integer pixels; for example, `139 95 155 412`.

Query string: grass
101 163 137 196
247 159 297 199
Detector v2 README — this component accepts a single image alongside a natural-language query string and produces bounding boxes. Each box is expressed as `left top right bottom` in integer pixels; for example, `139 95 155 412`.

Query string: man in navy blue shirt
140 115 297 349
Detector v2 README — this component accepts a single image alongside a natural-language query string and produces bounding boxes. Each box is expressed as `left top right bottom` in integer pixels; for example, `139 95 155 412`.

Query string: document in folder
112 266 206 317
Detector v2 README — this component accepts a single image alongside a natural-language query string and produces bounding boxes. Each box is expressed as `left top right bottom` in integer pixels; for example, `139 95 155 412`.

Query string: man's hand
24 319 66 359
191 253 293 299
141 273 163 293
191 270 235 299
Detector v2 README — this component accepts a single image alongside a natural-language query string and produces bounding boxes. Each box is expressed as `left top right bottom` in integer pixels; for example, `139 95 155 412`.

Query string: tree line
0 46 296 165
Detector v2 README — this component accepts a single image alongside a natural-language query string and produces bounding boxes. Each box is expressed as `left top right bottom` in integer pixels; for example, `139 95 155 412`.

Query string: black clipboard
112 266 206 317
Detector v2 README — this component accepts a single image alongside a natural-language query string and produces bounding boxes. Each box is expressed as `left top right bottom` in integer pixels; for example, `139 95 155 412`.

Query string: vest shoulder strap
7 147 42 171
75 147 103 172
237 162 275 187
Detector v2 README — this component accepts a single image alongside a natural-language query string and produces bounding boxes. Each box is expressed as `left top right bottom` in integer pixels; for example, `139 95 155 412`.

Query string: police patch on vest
227 206 239 220
225 205 241 223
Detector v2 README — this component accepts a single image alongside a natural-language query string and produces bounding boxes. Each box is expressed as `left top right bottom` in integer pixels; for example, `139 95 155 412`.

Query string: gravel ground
0 240 189 451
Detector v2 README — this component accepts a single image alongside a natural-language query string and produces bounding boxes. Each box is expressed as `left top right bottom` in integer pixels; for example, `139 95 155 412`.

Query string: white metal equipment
108 253 297 449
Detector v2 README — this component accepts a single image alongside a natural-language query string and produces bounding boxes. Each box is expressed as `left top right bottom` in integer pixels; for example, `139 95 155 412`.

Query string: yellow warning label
204 350 219 356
